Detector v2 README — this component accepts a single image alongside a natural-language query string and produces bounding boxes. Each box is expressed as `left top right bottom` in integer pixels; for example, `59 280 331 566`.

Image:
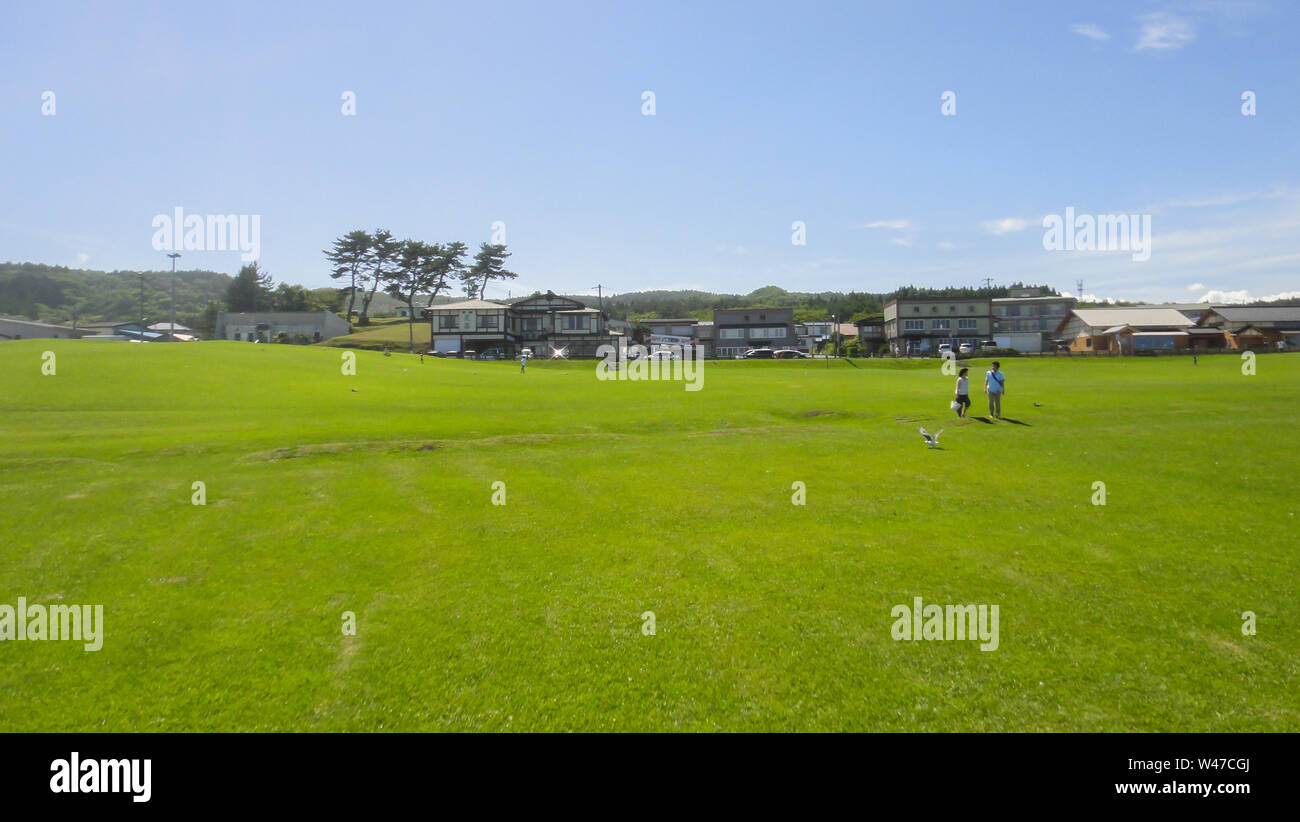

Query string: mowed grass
1 341 1296 731
320 319 430 351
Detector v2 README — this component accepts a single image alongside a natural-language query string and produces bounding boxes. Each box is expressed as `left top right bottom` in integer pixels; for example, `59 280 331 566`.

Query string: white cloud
1194 289 1300 304
1071 23 1111 41
75 252 89 266
982 217 1031 235
1187 282 1206 291
891 237 914 247
1079 293 1119 304
862 219 911 230
1136 13 1195 50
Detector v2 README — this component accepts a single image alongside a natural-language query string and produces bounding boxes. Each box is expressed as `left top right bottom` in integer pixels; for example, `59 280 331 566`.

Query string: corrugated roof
1202 306 1300 323
1067 308 1195 329
422 300 509 311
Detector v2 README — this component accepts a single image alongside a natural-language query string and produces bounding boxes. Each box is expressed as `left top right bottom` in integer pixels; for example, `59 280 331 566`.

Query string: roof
1065 308 1195 330
991 296 1076 303
0 316 76 331
1130 330 1188 336
1200 306 1300 324
148 322 193 331
640 318 699 324
421 300 509 312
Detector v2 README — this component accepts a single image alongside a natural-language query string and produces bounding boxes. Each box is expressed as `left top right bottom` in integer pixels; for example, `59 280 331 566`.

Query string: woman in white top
954 367 970 417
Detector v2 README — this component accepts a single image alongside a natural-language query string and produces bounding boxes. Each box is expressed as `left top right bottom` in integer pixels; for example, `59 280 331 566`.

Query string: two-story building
884 297 992 355
853 315 886 353
424 291 618 358
991 291 1076 352
510 291 618 358
425 299 516 355
712 308 796 359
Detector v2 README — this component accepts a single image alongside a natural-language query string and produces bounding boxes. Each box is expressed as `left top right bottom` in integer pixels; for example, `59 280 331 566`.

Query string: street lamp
167 252 181 337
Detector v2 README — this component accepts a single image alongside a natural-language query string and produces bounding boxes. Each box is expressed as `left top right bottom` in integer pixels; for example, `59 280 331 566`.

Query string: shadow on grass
968 416 994 424
1000 417 1031 426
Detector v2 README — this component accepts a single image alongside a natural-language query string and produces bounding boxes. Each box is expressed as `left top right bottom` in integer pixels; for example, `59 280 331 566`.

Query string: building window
958 318 977 329
931 306 939 313
1085 338 1092 348
759 314 766 321
234 332 241 341
720 328 746 339
968 305 975 311
563 315 590 331
314 332 321 342
523 317 540 331
912 306 920 313
932 319 950 330
439 315 458 330
904 319 924 331
950 306 957 313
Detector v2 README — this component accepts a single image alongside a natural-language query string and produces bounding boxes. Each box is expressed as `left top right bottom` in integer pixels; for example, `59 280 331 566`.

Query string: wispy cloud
891 237 914 248
862 219 912 230
1136 13 1195 50
1187 282 1206 291
1071 23 1110 41
982 217 1031 235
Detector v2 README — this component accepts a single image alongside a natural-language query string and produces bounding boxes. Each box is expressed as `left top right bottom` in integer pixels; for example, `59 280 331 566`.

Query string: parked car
958 343 974 354
980 340 998 350
937 343 953 357
648 349 677 361
743 348 775 359
520 348 533 359
477 347 505 360
774 350 809 359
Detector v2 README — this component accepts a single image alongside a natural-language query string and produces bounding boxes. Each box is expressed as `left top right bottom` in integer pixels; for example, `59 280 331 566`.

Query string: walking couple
953 362 1006 419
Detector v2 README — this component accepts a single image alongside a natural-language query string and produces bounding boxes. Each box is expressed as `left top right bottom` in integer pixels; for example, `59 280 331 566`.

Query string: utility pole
981 277 993 290
168 252 181 337
1076 279 1084 300
138 273 146 336
593 284 604 313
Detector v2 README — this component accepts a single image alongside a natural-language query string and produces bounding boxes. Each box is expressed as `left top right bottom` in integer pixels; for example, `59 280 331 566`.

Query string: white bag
950 400 961 411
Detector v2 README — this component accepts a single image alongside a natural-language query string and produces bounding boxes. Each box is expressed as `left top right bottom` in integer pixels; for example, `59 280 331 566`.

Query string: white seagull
919 426 943 448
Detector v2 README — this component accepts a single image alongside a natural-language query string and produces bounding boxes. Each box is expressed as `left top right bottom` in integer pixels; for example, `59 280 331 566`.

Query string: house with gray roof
1196 306 1300 350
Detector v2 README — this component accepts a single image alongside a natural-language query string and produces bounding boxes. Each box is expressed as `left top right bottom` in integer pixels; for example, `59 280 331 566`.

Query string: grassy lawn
1 341 1296 731
320 319 430 352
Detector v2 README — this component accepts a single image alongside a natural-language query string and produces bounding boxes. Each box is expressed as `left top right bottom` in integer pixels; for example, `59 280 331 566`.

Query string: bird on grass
1033 402 1043 407
919 427 943 448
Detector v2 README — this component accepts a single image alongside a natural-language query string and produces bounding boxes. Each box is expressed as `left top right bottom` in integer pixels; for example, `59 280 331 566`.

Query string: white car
958 343 974 354
937 343 953 357
648 350 678 361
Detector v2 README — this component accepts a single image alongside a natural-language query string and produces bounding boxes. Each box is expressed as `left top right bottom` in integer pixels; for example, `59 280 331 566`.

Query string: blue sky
3 0 1297 303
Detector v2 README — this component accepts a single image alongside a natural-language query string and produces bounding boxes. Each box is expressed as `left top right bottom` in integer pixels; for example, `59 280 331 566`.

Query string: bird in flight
920 427 943 447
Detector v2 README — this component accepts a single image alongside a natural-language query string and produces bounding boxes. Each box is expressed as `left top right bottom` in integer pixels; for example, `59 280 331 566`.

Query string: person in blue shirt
985 361 1006 419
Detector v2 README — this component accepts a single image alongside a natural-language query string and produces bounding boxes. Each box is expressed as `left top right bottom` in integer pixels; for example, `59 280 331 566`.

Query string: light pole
167 253 181 337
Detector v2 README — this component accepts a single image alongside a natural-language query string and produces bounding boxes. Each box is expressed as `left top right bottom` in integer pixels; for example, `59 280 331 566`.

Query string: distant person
954 367 971 417
520 352 527 374
985 361 1006 419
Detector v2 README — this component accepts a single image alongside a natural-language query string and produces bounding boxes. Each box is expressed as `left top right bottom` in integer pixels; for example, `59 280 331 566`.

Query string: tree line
323 229 516 350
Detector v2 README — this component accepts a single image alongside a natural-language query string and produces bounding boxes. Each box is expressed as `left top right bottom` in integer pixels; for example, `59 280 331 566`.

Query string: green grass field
320 318 430 351
2 341 1296 731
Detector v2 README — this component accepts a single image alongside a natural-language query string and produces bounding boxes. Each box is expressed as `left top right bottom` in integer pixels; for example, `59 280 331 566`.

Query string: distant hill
0 262 233 329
